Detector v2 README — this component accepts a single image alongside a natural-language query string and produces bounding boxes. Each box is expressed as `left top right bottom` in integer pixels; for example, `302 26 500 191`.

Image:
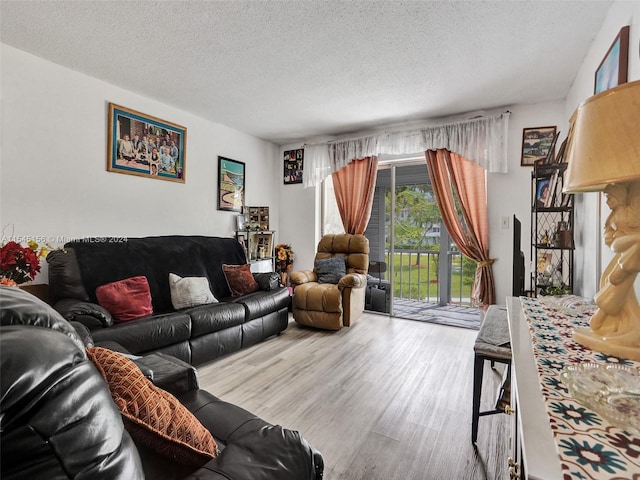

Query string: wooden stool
471 305 512 443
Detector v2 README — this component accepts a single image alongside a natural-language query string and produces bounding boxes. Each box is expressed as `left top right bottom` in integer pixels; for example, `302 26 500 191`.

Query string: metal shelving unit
530 162 574 295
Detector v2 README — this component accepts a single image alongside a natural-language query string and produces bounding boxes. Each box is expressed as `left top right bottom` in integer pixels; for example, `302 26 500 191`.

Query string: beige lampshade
564 79 640 193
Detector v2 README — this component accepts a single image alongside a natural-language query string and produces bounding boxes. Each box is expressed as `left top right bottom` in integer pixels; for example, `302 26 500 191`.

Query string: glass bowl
560 363 640 434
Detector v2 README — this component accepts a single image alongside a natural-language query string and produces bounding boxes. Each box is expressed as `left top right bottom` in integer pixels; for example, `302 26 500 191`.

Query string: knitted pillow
95 276 152 322
222 264 259 296
168 273 218 310
86 347 219 466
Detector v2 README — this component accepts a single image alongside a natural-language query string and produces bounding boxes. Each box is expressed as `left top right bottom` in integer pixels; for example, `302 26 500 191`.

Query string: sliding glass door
322 159 474 315
364 161 474 314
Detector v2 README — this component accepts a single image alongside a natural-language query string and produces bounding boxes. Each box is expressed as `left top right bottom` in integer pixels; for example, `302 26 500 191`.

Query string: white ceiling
1 0 612 145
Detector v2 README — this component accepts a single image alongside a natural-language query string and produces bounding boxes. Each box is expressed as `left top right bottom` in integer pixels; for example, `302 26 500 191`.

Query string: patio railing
381 249 473 306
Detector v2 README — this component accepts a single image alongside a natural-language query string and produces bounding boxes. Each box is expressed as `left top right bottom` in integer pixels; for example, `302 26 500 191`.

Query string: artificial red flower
0 241 43 284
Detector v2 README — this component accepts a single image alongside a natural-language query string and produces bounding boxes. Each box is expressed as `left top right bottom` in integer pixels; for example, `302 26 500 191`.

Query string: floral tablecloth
520 296 640 479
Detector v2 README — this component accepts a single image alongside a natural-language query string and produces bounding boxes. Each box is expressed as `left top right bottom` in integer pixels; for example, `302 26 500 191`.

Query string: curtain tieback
478 259 495 268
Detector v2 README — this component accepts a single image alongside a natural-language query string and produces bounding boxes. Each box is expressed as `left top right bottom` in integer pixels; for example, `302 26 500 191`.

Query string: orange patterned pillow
86 347 219 466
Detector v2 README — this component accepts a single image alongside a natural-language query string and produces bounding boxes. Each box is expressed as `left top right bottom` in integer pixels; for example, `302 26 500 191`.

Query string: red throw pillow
86 347 219 466
95 276 153 322
222 264 259 297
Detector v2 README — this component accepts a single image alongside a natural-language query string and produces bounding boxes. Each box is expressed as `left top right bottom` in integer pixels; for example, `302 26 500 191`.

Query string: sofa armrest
134 352 199 395
290 270 317 286
54 298 114 329
338 272 367 290
178 390 324 480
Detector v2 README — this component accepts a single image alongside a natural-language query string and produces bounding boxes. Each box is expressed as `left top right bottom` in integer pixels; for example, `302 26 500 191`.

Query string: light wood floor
198 312 509 480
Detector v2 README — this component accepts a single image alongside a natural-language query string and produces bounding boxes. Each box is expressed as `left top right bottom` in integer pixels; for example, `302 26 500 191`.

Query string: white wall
1 44 280 282
565 0 640 299
489 101 567 304
277 143 319 272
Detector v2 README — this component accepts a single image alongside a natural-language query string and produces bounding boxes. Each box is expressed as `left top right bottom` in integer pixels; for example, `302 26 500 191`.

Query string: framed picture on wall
217 156 245 212
594 25 630 94
107 103 186 183
521 126 557 166
283 148 304 184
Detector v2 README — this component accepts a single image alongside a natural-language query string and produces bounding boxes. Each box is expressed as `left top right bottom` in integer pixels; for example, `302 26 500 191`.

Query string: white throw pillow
169 273 218 310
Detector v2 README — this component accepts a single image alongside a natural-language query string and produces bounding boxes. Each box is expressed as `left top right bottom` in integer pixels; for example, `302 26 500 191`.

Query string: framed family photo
521 126 557 166
594 25 629 94
535 176 552 208
218 156 245 212
107 103 186 183
283 148 304 184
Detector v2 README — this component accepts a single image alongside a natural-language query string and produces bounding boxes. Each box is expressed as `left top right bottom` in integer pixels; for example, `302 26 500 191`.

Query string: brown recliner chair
290 234 369 330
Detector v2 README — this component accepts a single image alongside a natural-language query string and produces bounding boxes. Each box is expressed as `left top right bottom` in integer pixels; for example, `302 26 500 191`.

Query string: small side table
18 284 50 304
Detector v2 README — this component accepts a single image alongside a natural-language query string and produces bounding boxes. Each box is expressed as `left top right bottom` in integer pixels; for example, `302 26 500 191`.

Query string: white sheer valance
303 111 510 187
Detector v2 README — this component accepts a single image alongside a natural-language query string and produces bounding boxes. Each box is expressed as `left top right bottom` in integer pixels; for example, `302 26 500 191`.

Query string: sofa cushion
86 346 219 466
230 288 291 320
96 276 153 322
169 273 218 310
187 302 246 337
90 312 191 355
315 257 346 284
222 264 259 297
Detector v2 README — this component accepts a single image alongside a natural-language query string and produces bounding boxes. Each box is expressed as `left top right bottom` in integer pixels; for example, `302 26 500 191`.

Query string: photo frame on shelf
535 176 552 208
107 103 186 183
283 148 304 184
537 252 553 273
521 126 557 166
594 25 629 94
236 214 246 231
217 156 245 212
543 131 560 164
554 137 568 164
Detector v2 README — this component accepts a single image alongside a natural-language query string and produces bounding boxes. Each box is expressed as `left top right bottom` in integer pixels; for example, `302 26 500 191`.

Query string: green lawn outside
388 251 474 305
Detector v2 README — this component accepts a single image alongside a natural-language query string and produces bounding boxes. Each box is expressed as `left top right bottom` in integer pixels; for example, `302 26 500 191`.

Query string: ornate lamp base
573 327 640 362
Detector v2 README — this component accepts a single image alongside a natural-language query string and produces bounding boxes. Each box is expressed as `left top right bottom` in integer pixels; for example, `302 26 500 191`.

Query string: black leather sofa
47 236 290 366
0 286 324 480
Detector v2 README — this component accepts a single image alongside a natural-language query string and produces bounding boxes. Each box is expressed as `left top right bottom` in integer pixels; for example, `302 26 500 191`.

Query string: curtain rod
304 110 511 148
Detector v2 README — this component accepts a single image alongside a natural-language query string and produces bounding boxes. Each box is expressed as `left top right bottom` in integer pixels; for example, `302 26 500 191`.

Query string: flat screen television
512 215 526 296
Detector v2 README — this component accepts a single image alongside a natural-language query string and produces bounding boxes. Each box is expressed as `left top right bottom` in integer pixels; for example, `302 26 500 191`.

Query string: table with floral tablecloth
520 296 640 479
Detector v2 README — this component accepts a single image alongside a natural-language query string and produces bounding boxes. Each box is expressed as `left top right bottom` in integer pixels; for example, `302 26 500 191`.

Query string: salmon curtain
425 149 495 306
331 156 379 234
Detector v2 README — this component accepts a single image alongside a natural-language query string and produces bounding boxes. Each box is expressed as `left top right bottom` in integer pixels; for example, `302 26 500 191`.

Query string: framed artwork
594 25 629 94
283 148 304 184
218 156 245 212
107 103 186 182
521 126 557 166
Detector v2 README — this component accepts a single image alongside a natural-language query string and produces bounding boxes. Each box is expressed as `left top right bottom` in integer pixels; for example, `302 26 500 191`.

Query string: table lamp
563 79 640 362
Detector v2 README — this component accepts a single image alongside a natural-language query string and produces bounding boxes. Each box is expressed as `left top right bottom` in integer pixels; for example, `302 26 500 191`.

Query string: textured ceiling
1 0 611 145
